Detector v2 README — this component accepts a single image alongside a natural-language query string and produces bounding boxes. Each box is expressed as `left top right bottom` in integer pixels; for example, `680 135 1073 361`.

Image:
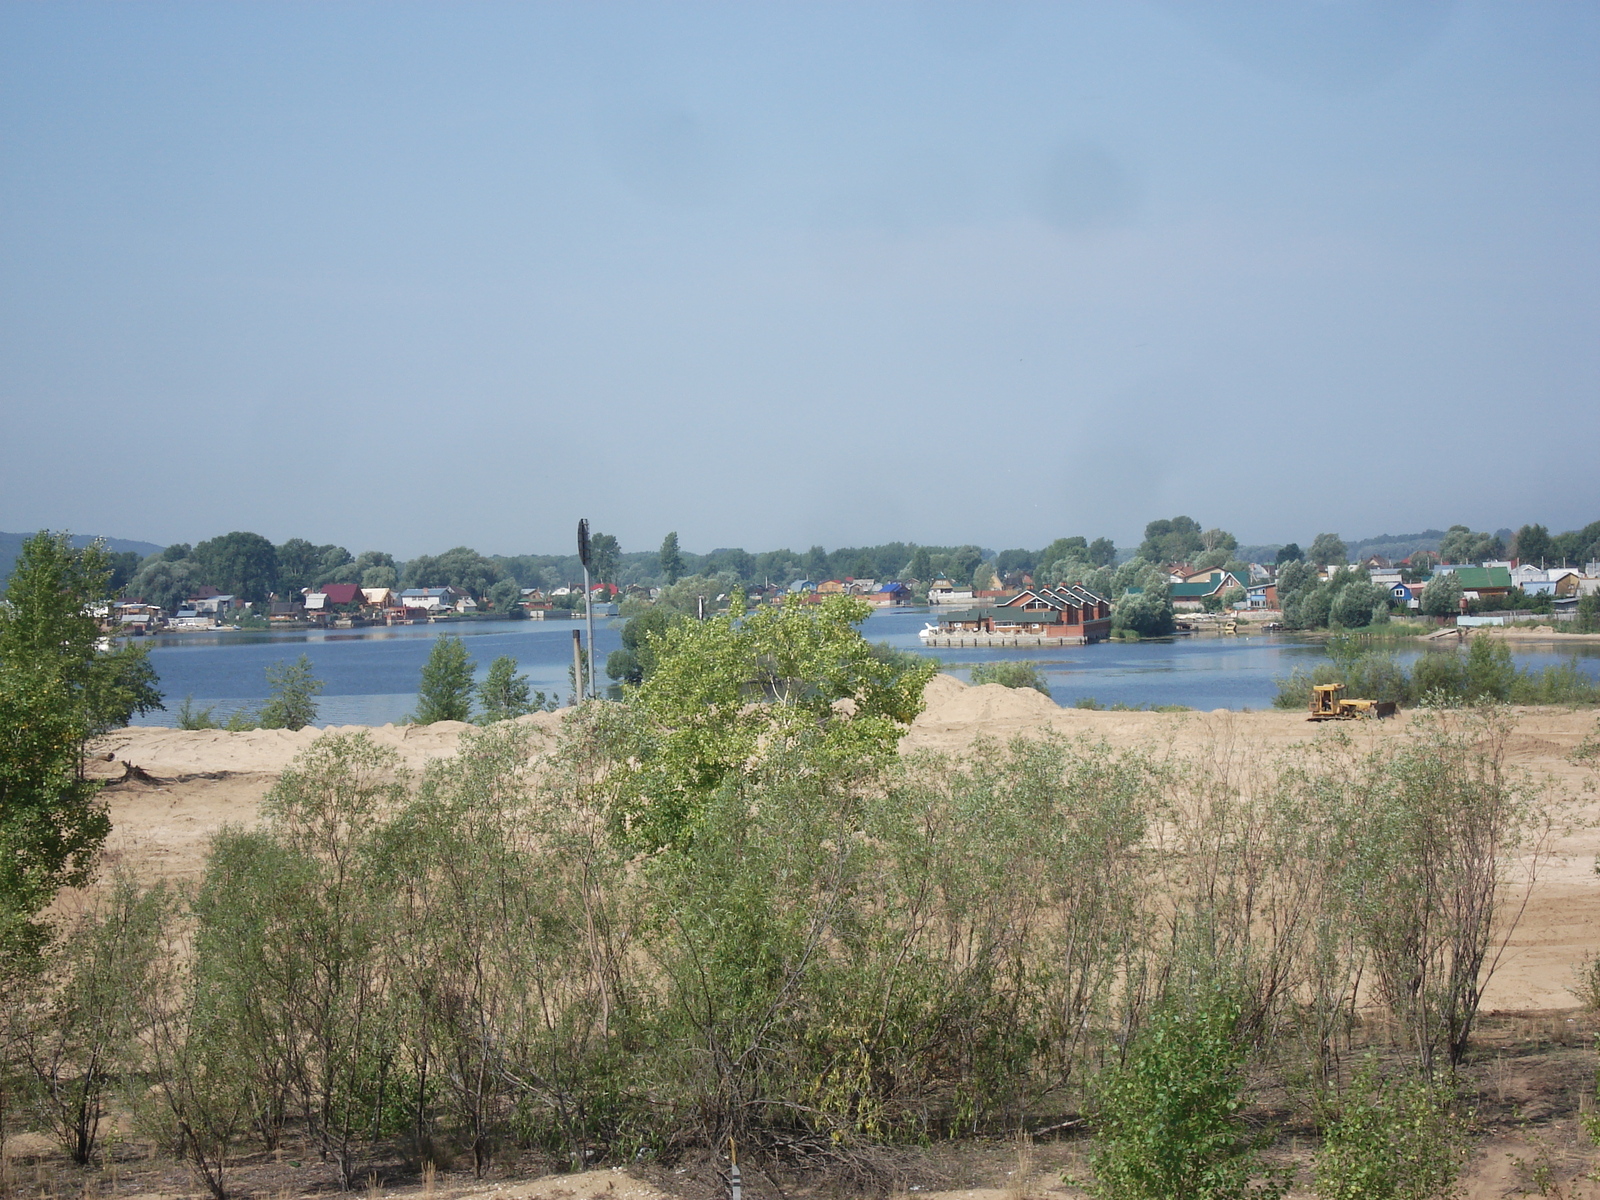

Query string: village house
1245 583 1278 610
185 588 236 616
397 586 465 613
1168 569 1248 608
1438 566 1513 600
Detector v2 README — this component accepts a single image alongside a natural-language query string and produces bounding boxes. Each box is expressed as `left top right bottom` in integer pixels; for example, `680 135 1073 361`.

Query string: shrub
1089 993 1286 1200
178 695 220 730
969 660 1051 695
257 655 323 731
1313 1059 1465 1199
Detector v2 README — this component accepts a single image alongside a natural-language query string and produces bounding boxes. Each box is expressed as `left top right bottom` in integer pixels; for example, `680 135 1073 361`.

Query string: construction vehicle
1308 683 1397 722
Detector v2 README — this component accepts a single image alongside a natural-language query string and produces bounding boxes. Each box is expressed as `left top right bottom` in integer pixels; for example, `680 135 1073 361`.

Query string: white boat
918 622 939 641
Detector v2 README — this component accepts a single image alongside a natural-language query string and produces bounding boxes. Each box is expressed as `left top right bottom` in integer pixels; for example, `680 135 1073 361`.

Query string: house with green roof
1436 565 1512 597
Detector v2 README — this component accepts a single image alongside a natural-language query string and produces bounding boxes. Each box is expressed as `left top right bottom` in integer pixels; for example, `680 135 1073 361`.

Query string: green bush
1088 993 1286 1200
1313 1059 1465 1200
257 655 323 730
968 660 1051 695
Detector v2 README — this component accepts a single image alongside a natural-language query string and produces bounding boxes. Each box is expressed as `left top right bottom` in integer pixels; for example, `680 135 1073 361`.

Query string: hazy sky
2 2 1595 558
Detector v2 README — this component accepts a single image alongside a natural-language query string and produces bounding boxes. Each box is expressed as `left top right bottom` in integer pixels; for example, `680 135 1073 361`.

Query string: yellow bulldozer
1308 683 1397 722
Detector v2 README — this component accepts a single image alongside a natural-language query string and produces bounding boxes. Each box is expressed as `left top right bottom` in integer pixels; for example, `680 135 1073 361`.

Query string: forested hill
0 531 164 589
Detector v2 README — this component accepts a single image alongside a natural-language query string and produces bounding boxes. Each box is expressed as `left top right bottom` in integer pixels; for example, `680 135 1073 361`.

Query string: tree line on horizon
37 514 1600 617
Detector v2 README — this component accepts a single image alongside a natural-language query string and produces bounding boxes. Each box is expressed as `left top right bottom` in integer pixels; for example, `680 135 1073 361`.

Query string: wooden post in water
571 628 583 705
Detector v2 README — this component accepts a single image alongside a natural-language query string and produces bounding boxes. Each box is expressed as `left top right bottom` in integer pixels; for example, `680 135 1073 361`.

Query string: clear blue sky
2 2 1595 558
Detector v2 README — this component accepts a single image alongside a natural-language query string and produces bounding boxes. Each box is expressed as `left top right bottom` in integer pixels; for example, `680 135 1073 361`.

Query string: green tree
1308 533 1349 567
192 532 280 604
616 595 935 851
1089 994 1286 1200
606 606 688 685
659 531 684 585
1438 525 1504 564
588 533 621 586
1138 517 1204 565
1040 537 1089 574
1420 573 1463 617
907 545 934 582
487 577 523 615
403 546 505 600
257 655 323 731
1113 580 1176 638
415 636 475 723
1088 536 1117 567
1510 523 1552 566
0 533 161 968
1275 543 1303 565
128 555 201 613
475 655 542 723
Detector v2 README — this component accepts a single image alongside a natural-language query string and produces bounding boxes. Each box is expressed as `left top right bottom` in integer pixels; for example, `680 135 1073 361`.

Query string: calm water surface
126 608 1600 727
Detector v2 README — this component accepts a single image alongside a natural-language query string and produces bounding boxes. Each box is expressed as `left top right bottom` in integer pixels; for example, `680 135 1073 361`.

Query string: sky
1 1 1596 560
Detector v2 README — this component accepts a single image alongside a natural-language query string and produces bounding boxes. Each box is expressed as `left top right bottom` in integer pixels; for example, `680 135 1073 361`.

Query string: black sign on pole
577 519 590 568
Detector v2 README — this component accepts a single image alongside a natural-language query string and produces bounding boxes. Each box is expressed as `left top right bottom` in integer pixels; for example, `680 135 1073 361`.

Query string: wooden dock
920 633 1094 648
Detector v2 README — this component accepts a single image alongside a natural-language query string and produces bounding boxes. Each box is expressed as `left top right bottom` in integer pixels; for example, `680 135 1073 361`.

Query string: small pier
920 633 1096 648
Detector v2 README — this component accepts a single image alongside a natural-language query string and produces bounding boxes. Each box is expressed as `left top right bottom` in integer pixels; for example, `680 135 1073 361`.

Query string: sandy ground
62 679 1600 1196
87 676 1599 1010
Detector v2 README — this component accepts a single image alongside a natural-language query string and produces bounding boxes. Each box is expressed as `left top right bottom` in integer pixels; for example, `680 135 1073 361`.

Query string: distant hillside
1236 531 1448 565
0 531 165 589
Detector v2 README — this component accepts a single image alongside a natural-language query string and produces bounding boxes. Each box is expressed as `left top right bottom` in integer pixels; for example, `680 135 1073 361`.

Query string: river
124 608 1600 727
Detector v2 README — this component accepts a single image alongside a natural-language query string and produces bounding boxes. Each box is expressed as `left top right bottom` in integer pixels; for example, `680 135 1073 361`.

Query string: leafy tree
475 655 542 722
257 655 323 731
607 606 689 685
1089 993 1286 1200
1551 519 1600 567
162 543 192 563
192 532 279 604
361 565 397 589
1201 527 1238 554
275 538 322 594
659 532 684 585
1040 537 1089 574
487 577 523 616
588 532 621 585
907 546 934 582
415 636 474 723
1308 533 1349 568
1139 517 1205 565
0 533 163 968
616 595 935 851
404 547 505 600
972 561 998 592
1328 573 1388 628
106 550 141 594
1510 523 1552 566
995 548 1037 578
1088 536 1117 567
128 556 201 613
1420 573 1463 617
1438 525 1504 564
802 545 829 580
1113 579 1176 638
1275 543 1303 565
